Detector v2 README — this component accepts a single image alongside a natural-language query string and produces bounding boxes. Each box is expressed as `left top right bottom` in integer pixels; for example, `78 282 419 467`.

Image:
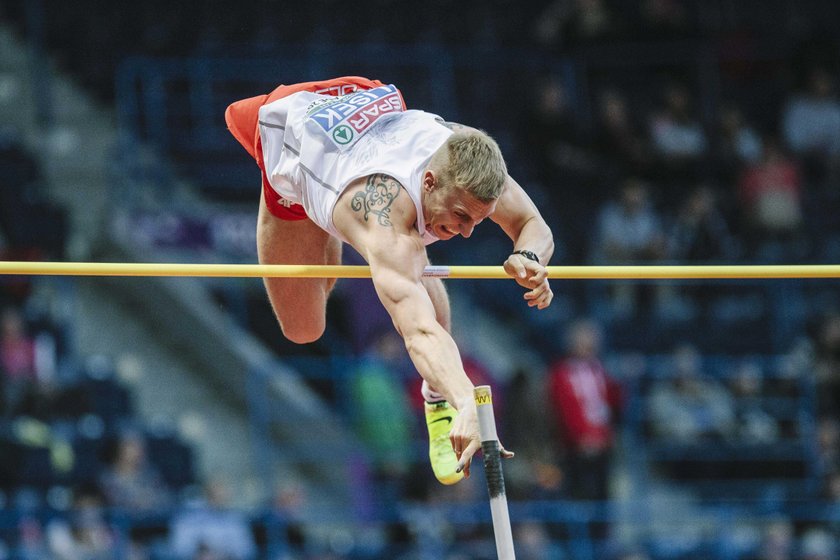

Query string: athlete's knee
280 318 326 345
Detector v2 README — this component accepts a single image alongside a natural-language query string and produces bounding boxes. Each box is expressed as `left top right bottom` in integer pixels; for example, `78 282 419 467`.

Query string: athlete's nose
461 222 475 238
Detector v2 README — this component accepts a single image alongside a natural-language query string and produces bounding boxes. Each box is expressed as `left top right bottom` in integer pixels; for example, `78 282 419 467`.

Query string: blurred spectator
754 518 794 560
519 75 597 187
593 88 654 179
618 551 652 560
46 488 117 560
668 185 737 263
716 103 763 182
547 319 622 501
351 330 413 476
782 68 840 165
737 137 803 244
15 512 49 560
13 378 90 424
648 344 736 442
0 309 72 481
503 366 563 500
636 0 690 39
813 312 840 416
169 478 256 560
1 307 36 415
263 478 310 556
822 469 840 501
99 431 173 513
593 179 666 264
815 417 840 478
0 136 66 259
799 528 834 560
592 179 667 317
406 471 487 556
513 521 564 559
728 361 780 444
649 83 708 164
534 0 624 49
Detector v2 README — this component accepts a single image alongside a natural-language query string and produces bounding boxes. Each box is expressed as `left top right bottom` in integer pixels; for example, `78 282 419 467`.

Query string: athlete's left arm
491 175 555 309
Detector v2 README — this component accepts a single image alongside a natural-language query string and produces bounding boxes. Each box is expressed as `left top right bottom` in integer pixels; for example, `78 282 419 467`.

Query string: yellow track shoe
425 401 464 485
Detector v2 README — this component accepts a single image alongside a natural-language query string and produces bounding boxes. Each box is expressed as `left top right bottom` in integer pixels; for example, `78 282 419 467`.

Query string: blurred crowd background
1 1 840 559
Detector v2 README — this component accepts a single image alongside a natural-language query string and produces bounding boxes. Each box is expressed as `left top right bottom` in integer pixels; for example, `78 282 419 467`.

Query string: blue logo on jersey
307 85 404 148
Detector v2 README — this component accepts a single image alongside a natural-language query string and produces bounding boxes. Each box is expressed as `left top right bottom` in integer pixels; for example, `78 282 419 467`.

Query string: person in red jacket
548 319 622 501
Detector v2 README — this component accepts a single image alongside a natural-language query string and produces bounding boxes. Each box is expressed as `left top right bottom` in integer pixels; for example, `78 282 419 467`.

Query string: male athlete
226 76 554 484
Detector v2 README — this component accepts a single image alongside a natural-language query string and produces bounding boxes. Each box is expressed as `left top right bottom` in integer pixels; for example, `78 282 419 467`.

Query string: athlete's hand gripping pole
475 385 516 560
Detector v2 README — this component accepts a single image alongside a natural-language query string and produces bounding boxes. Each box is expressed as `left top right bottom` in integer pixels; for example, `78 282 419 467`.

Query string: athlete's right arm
333 173 481 477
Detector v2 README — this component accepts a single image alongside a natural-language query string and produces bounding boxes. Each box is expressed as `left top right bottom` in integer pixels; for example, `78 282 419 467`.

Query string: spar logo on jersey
307 85 404 148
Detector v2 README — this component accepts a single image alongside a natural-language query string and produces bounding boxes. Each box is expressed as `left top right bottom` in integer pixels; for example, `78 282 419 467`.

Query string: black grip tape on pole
481 440 506 499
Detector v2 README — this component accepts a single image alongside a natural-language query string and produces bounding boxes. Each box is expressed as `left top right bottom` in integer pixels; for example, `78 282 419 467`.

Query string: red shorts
224 76 387 220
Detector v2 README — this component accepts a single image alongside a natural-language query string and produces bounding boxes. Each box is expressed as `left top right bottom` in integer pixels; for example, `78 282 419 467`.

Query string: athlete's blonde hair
439 130 508 202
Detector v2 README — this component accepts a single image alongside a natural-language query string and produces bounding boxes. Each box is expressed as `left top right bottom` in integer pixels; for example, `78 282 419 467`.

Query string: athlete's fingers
527 266 548 286
524 283 553 309
537 289 554 309
456 439 481 479
524 281 549 301
450 433 468 462
524 284 547 299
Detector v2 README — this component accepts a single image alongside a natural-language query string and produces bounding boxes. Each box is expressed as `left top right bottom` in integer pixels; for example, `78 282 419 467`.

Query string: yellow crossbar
1 261 840 279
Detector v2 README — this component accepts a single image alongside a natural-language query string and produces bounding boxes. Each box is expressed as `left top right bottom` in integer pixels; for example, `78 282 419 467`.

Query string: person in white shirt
226 76 554 483
783 67 840 158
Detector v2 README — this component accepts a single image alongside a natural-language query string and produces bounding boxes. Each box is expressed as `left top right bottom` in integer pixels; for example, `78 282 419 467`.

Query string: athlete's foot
425 401 464 485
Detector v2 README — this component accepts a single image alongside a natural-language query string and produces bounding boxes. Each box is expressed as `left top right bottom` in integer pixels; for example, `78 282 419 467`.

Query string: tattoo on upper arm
351 174 402 227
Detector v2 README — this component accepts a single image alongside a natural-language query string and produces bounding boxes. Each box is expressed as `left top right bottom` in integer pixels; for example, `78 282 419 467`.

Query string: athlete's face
422 171 497 240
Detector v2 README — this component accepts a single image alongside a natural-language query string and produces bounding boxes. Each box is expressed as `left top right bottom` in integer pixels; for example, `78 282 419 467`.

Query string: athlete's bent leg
256 190 342 344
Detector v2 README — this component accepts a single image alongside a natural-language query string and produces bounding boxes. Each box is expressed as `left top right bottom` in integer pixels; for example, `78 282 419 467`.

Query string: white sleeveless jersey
257 85 452 245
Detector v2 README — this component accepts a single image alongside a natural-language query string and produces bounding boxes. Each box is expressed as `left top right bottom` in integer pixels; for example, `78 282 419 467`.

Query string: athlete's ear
423 170 437 193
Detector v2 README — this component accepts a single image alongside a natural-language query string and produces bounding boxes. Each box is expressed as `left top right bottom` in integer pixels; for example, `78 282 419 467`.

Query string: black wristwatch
511 250 540 264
